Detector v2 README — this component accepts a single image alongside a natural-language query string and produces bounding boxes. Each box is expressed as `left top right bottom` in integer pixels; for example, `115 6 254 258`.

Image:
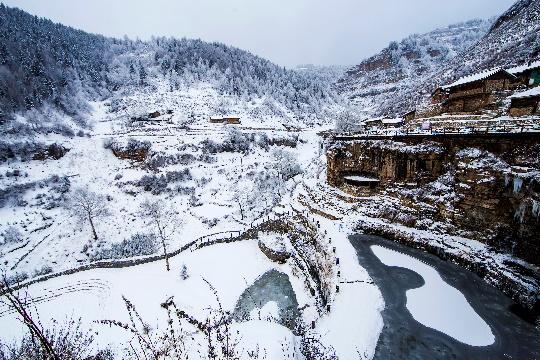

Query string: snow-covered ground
3 80 534 358
0 91 384 358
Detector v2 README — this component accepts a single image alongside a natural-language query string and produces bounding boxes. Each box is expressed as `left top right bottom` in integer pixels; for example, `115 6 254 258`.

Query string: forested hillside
0 5 111 118
0 4 339 126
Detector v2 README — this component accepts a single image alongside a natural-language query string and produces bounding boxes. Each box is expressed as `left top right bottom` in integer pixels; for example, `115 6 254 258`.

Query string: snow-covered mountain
337 0 540 118
335 19 492 117
439 0 540 81
0 4 340 128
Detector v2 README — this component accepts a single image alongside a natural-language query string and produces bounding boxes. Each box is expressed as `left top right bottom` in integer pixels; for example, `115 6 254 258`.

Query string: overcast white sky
3 0 516 67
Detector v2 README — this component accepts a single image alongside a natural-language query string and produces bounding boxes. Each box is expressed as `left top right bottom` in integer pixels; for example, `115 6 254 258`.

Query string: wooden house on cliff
432 68 517 114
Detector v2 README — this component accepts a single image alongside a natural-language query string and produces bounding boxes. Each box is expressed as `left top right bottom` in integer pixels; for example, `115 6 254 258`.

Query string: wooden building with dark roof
432 68 517 114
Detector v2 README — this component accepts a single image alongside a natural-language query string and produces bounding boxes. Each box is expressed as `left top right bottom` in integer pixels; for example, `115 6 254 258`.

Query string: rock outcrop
258 233 292 264
327 133 540 265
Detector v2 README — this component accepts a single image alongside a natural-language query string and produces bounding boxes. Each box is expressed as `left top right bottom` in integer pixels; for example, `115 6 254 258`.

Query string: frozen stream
350 234 540 359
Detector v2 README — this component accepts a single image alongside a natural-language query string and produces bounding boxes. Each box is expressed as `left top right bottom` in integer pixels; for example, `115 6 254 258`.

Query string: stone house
508 86 540 117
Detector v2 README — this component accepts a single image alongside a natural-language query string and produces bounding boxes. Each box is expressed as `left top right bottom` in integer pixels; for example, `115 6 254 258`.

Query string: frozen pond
350 234 540 359
371 245 494 346
232 269 300 332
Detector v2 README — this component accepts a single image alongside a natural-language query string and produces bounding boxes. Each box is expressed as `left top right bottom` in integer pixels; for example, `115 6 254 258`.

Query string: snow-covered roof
507 60 540 75
441 68 516 90
210 116 224 120
510 86 540 99
382 118 403 125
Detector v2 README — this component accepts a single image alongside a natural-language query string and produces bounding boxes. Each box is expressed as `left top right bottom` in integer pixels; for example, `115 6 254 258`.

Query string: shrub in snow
125 138 152 152
200 139 222 154
5 272 28 285
179 264 189 280
202 217 219 227
34 265 53 277
175 186 195 196
102 137 117 150
222 127 251 153
189 195 203 207
136 169 192 194
91 233 158 261
0 140 46 162
1 226 23 244
0 182 35 208
200 128 251 154
145 152 202 169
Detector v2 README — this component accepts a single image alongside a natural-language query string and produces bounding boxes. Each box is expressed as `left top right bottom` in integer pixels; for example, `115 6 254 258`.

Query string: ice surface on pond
371 245 495 346
232 269 300 331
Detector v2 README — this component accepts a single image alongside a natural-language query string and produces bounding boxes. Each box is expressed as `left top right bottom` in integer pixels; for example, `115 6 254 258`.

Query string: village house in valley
507 60 540 87
209 116 241 124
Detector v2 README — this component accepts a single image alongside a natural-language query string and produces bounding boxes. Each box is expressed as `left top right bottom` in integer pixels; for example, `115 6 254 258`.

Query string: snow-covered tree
271 148 302 180
139 199 180 271
68 188 108 241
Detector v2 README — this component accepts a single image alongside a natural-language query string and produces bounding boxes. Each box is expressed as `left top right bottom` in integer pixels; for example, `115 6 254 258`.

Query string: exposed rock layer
327 133 540 265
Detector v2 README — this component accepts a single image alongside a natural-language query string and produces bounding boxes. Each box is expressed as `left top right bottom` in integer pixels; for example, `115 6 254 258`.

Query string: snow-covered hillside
0 4 342 131
339 0 540 118
336 19 491 117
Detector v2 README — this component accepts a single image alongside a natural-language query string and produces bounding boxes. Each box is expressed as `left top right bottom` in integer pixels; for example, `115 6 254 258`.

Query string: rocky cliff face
327 134 540 265
335 19 491 117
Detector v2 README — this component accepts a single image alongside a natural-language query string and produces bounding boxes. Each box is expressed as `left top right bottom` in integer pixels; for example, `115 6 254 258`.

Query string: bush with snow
135 169 192 194
271 148 302 180
1 226 23 244
103 137 151 154
90 233 158 261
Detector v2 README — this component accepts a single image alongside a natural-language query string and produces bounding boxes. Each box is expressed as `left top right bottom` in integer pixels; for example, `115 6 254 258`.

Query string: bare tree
334 108 361 133
271 148 302 180
68 188 108 241
139 199 179 272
